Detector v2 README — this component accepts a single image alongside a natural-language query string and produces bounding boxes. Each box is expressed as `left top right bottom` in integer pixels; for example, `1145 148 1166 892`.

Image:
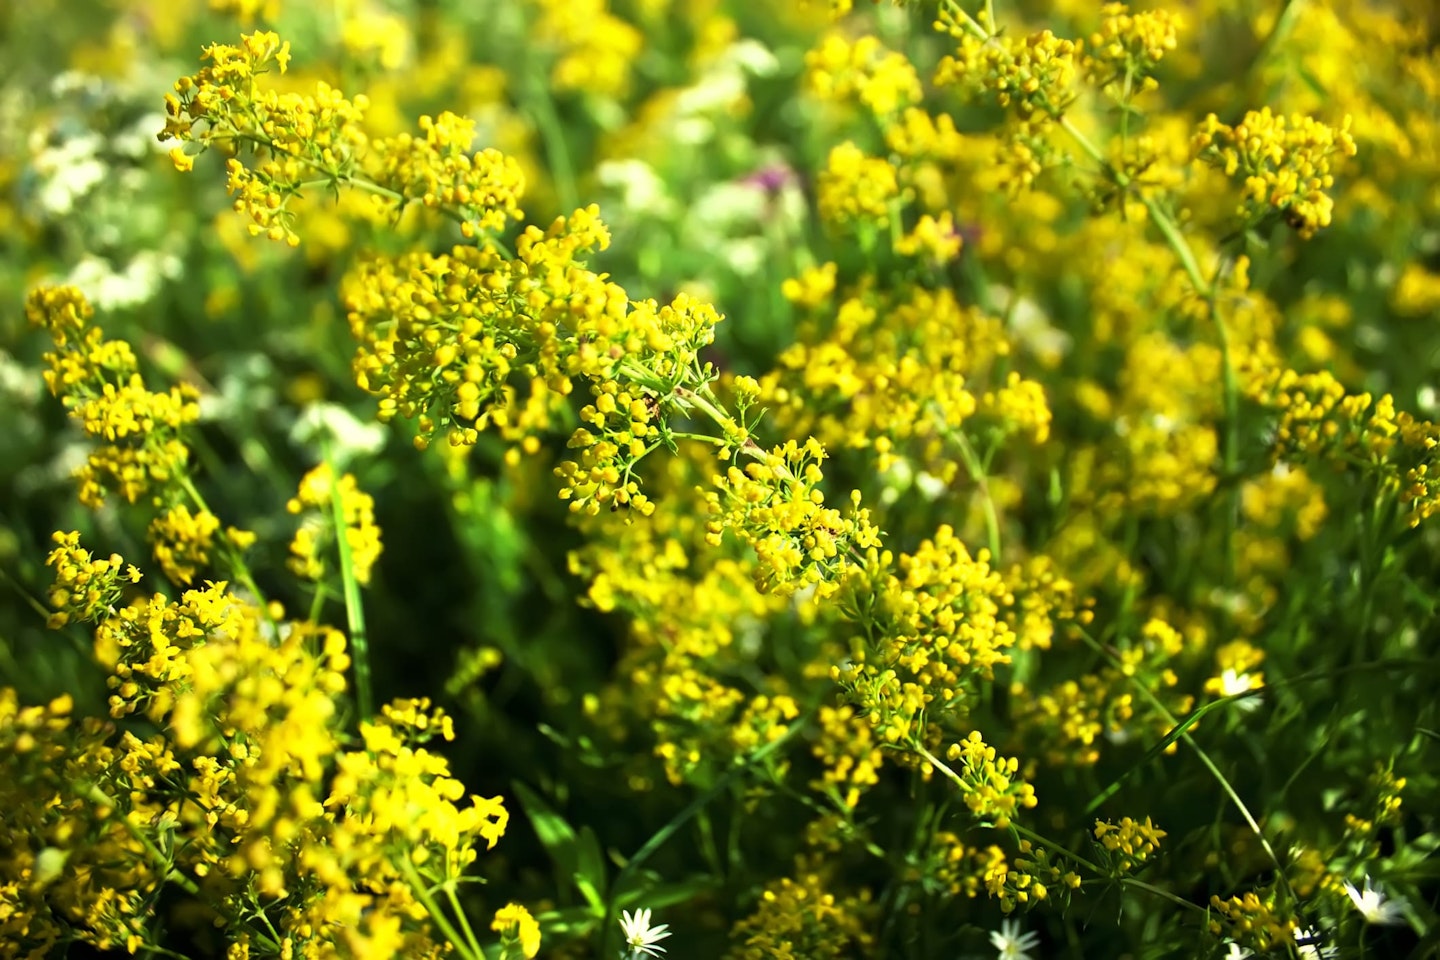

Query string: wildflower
990 917 1040 960
1343 877 1406 926
816 141 901 228
619 908 671 958
1293 926 1337 960
1223 943 1254 959
1191 108 1357 238
1092 816 1167 876
492 903 542 958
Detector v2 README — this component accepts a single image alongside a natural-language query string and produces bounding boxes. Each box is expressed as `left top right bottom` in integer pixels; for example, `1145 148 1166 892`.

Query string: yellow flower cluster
805 33 922 118
1092 816 1167 876
1082 3 1182 93
1208 889 1296 954
530 0 643 99
1248 368 1440 527
703 438 881 598
726 870 874 960
1202 639 1265 701
988 838 1082 913
817 142 901 229
940 731 1038 830
343 202 722 474
567 455 790 786
148 504 256 586
211 0 279 25
367 111 526 237
895 211 964 264
811 704 885 810
1015 616 1193 767
1345 763 1409 853
917 832 1010 899
834 526 1018 744
0 689 167 955
760 284 1037 478
28 286 200 509
934 11 1080 122
24 533 510 959
44 530 142 629
57 3 1434 955
287 463 384 586
491 903 542 959
163 32 523 245
1192 107 1358 238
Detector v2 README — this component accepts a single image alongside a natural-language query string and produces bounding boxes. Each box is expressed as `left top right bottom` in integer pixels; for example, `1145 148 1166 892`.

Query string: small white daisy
1293 925 1337 960
990 917 1041 960
1216 667 1264 712
1344 876 1407 926
1222 941 1254 959
620 907 672 958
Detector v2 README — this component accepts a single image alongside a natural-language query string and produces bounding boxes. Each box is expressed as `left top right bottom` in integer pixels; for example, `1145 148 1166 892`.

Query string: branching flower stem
911 744 1205 915
1074 625 1296 907
940 0 1243 581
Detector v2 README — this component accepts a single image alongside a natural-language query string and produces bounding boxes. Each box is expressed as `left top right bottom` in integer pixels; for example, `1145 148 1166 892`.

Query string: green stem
601 712 813 957
673 385 735 431
522 75 579 214
399 857 485 960
139 945 198 960
666 431 729 447
177 475 277 626
1246 0 1305 81
1056 114 1242 580
935 410 1001 561
445 882 487 960
325 457 373 722
81 785 199 897
913 747 1206 915
1074 627 1294 904
941 0 1243 559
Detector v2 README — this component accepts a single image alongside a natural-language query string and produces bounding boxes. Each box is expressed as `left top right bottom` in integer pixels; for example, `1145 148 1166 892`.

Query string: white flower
1344 876 1406 926
990 917 1040 960
1222 942 1254 959
1216 669 1263 712
1293 925 1337 959
619 908 672 958
595 159 676 220
291 402 389 465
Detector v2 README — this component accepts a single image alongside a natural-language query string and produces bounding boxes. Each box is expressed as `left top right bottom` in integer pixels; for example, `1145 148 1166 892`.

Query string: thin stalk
81 783 201 898
399 857 484 960
672 384 736 431
934 409 1002 561
940 0 1242 534
445 882 487 960
326 458 373 722
524 79 580 215
177 475 278 631
1075 627 1294 904
600 712 813 956
138 946 197 960
913 746 1206 915
1246 0 1305 81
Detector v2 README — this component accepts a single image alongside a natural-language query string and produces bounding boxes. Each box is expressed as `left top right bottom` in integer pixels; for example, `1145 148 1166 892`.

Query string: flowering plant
2 1 1438 958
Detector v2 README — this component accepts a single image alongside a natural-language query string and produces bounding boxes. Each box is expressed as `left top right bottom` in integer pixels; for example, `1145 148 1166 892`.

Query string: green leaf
514 781 608 915
573 825 608 913
513 781 579 883
615 874 718 911
533 905 600 939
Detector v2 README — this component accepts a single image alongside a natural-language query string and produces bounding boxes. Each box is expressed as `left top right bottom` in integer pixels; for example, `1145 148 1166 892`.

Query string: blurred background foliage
4 0 1440 957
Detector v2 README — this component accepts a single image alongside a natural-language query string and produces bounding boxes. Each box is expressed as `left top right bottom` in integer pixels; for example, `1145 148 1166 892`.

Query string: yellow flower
492 903 542 959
